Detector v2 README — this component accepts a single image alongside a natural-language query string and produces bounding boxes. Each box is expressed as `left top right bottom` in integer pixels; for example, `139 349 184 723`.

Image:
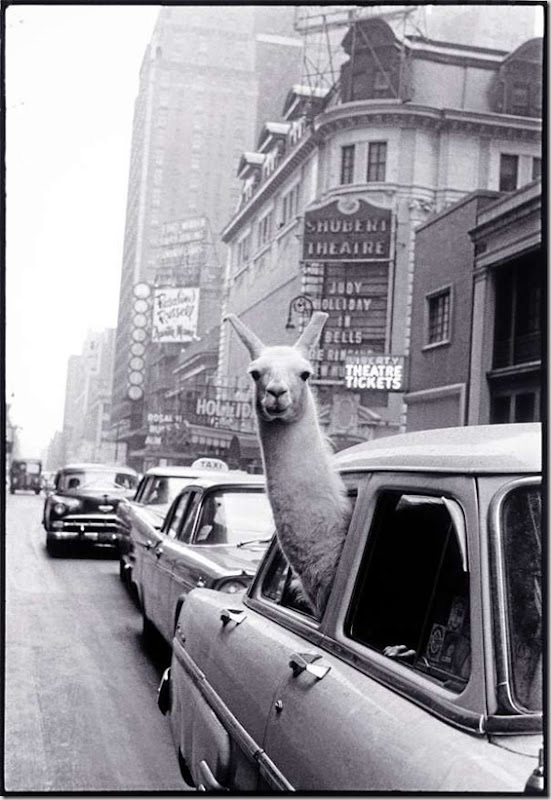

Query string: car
158 423 543 792
136 472 274 647
116 459 241 593
9 458 43 494
43 463 139 555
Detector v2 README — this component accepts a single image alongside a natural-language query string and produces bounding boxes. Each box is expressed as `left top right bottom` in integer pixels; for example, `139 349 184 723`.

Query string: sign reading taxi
302 198 392 262
344 355 407 392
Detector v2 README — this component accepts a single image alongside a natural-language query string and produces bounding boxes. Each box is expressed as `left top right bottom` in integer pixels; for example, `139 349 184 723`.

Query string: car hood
203 541 269 574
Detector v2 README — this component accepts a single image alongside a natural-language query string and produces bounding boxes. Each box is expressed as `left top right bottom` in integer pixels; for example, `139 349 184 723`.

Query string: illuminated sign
303 198 391 262
344 356 407 392
152 287 200 343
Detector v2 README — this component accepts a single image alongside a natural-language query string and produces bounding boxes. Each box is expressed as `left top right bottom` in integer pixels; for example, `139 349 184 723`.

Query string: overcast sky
6 4 159 456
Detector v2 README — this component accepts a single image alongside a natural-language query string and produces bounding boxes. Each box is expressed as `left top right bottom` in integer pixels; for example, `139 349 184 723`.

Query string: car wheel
119 560 127 584
9 488 14 495
142 606 157 649
46 539 59 557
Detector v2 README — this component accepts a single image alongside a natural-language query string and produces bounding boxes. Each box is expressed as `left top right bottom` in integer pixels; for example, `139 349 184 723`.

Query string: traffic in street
4 492 188 793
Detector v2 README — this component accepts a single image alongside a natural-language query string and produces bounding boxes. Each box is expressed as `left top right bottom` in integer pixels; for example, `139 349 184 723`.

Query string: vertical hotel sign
302 198 393 380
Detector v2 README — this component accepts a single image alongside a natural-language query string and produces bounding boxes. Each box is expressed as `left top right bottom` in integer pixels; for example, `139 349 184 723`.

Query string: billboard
151 287 200 343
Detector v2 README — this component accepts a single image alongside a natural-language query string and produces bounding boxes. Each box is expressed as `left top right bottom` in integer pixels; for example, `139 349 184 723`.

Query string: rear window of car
140 476 198 506
500 483 542 712
58 470 137 491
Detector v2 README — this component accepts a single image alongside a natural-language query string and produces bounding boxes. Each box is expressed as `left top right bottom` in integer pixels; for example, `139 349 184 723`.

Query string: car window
345 491 471 692
193 489 274 545
178 492 202 543
501 483 541 712
165 492 192 539
261 544 318 619
140 475 196 506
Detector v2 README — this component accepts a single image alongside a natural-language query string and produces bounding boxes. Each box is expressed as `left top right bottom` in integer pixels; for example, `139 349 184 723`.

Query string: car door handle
289 652 331 680
220 608 247 627
198 759 226 791
145 540 153 550
155 546 163 558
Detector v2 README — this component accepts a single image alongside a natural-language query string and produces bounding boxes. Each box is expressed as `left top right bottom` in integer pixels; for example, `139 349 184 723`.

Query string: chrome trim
487 476 542 718
172 638 294 791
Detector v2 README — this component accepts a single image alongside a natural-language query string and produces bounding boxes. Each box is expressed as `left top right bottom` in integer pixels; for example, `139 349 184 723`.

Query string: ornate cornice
222 102 541 241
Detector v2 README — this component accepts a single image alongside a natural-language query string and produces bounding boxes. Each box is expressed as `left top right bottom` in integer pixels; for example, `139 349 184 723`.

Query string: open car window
345 491 471 693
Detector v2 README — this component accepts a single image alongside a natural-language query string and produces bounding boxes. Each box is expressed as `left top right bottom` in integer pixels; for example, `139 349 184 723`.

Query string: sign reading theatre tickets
345 356 407 392
152 287 200 343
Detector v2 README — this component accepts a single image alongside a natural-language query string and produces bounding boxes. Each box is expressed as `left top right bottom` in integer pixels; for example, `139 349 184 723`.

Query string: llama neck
257 393 343 507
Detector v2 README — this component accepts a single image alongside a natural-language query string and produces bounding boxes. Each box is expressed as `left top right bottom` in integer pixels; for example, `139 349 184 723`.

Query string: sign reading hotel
303 198 391 262
151 286 200 343
344 356 407 392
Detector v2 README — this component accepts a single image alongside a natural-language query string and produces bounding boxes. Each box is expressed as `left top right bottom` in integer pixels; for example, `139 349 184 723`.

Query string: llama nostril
267 385 287 399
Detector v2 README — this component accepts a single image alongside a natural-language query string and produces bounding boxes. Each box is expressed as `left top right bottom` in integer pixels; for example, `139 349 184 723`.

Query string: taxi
158 424 543 792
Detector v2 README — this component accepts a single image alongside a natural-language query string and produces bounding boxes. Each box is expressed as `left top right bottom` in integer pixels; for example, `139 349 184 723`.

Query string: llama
225 311 352 616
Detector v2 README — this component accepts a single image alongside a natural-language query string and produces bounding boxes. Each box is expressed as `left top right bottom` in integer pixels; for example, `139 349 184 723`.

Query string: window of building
257 210 273 248
490 388 540 424
426 288 451 346
499 154 519 192
511 83 530 116
532 157 541 181
493 257 541 370
281 184 300 227
374 70 391 90
236 232 251 267
367 141 387 182
340 144 355 184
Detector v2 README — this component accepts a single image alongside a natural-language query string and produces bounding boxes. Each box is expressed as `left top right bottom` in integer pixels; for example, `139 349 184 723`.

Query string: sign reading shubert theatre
302 198 394 381
303 198 391 261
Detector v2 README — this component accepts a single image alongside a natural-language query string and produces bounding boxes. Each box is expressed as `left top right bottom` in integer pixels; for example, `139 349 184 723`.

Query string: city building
62 329 121 464
405 179 542 430
217 13 542 451
110 6 303 471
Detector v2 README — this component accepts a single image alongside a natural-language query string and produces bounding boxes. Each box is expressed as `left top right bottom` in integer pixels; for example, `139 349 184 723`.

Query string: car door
261 473 528 791
151 490 201 642
172 546 324 792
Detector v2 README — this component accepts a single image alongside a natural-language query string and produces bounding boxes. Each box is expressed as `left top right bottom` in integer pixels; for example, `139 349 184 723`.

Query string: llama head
225 312 328 423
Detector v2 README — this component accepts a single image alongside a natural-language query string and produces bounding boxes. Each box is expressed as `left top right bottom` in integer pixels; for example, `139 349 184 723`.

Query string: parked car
9 458 42 494
136 472 274 646
43 463 139 555
117 459 239 591
158 424 543 792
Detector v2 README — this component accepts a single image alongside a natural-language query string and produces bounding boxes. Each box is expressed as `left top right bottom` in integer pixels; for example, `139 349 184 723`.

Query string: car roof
176 473 267 490
335 423 541 475
59 463 138 475
140 466 250 479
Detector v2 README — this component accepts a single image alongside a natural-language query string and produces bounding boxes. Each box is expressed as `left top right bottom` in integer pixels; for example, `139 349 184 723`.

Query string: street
4 492 187 793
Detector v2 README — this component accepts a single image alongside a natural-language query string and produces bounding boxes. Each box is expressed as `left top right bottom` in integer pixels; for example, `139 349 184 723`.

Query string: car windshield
141 476 198 506
195 489 274 545
59 470 137 492
501 484 542 712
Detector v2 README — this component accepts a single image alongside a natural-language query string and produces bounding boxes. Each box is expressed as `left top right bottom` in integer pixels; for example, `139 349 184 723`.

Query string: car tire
119 560 127 584
46 539 59 557
142 606 157 649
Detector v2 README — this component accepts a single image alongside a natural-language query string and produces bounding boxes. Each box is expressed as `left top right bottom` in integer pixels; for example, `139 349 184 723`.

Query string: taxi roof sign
191 458 229 472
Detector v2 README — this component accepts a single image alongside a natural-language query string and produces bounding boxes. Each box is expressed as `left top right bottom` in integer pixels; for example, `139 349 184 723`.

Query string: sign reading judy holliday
345 356 407 391
152 287 200 343
303 198 391 261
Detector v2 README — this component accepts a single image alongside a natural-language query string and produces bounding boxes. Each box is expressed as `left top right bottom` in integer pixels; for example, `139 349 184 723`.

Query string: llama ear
224 313 265 359
294 311 328 356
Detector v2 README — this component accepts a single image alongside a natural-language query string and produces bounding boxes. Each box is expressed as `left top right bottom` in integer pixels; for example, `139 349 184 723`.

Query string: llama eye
249 370 261 381
300 371 311 381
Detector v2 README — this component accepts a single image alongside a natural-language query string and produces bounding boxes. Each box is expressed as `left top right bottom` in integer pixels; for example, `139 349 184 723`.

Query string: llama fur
225 312 352 616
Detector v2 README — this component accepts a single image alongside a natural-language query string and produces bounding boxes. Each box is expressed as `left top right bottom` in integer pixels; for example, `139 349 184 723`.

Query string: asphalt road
4 492 188 793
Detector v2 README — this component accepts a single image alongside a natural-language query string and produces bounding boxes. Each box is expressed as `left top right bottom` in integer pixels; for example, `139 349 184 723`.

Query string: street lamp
285 295 314 330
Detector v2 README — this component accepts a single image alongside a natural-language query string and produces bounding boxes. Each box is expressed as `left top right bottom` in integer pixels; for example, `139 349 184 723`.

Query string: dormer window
511 83 530 116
